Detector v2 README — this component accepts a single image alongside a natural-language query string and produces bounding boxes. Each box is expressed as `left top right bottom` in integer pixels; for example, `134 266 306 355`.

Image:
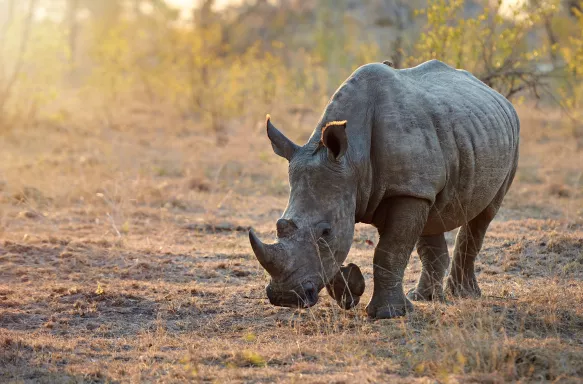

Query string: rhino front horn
249 229 287 276
249 228 266 260
249 229 275 272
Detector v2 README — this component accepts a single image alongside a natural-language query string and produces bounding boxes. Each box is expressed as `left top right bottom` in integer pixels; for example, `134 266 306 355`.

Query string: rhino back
321 60 519 228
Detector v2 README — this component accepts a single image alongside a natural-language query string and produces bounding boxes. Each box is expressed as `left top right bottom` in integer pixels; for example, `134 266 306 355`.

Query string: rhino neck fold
307 64 383 224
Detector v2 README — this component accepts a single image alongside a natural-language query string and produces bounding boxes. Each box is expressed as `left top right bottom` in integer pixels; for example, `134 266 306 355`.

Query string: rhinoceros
249 59 519 319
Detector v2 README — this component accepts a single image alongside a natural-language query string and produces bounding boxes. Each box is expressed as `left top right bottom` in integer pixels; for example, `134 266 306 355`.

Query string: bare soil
1 106 582 383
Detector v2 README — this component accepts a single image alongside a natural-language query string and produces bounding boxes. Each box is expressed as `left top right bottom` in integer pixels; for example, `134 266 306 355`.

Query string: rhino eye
316 222 331 238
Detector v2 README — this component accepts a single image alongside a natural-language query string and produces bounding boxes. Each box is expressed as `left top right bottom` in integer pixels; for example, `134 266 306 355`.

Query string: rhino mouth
266 281 321 308
264 264 366 310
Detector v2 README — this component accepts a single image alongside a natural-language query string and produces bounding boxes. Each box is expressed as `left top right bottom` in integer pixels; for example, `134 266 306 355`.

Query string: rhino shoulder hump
353 62 396 81
414 59 454 73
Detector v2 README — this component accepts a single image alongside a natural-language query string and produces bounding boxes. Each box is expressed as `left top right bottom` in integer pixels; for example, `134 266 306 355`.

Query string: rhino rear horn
266 115 299 161
276 218 297 238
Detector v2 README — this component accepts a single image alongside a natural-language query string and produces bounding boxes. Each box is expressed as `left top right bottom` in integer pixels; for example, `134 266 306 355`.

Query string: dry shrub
546 233 583 254
409 303 583 381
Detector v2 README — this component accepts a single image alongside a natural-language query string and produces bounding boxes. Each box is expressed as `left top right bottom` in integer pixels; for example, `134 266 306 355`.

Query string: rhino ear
321 120 348 161
266 115 299 161
325 263 365 310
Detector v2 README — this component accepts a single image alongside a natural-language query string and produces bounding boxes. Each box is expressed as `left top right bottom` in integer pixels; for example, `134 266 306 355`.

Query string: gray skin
249 59 520 319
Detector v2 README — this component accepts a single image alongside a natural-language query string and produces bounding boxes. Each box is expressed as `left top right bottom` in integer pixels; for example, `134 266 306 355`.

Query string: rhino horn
249 229 283 275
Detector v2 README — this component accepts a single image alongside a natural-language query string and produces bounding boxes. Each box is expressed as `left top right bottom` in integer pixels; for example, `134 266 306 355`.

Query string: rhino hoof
407 289 431 301
326 263 365 310
366 302 413 319
445 276 481 298
406 288 445 302
366 292 413 319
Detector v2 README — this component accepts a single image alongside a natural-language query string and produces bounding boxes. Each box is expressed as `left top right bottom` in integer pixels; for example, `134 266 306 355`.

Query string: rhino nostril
302 283 318 307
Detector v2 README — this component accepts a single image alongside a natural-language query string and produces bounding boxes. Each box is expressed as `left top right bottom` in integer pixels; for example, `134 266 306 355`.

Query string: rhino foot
445 275 481 298
326 263 365 310
406 286 445 302
366 295 413 319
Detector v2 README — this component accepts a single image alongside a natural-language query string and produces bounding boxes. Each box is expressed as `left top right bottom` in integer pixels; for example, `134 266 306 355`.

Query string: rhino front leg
407 234 449 302
366 197 430 319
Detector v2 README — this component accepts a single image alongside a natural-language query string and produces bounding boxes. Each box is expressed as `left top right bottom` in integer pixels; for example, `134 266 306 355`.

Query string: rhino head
249 115 365 309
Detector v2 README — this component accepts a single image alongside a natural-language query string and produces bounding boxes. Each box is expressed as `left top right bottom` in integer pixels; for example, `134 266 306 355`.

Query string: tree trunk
67 0 79 68
0 0 36 117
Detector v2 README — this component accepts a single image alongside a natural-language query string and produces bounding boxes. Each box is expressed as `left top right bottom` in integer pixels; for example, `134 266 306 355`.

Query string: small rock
186 177 210 192
44 321 55 329
86 322 99 331
232 269 251 277
19 211 39 219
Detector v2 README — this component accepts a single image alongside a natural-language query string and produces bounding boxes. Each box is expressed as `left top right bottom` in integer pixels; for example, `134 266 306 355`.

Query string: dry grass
1 104 582 383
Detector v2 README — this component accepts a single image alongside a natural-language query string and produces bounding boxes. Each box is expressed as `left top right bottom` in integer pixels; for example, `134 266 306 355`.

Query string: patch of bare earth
1 106 582 383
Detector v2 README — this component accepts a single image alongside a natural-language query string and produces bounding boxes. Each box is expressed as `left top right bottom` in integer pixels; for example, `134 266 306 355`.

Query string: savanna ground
1 102 582 383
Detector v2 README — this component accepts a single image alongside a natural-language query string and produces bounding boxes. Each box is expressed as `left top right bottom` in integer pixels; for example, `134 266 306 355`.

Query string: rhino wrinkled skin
249 59 520 319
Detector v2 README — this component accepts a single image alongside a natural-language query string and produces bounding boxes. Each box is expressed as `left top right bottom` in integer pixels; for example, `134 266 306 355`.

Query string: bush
409 0 557 99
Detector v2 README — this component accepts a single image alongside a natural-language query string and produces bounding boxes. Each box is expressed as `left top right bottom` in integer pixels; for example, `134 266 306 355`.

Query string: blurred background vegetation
0 0 581 145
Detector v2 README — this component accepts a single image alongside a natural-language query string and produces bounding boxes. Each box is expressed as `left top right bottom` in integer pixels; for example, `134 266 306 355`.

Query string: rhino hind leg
407 234 449 302
445 203 499 298
446 155 517 298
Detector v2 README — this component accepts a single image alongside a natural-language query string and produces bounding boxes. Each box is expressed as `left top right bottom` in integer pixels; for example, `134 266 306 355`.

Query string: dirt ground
1 106 582 383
